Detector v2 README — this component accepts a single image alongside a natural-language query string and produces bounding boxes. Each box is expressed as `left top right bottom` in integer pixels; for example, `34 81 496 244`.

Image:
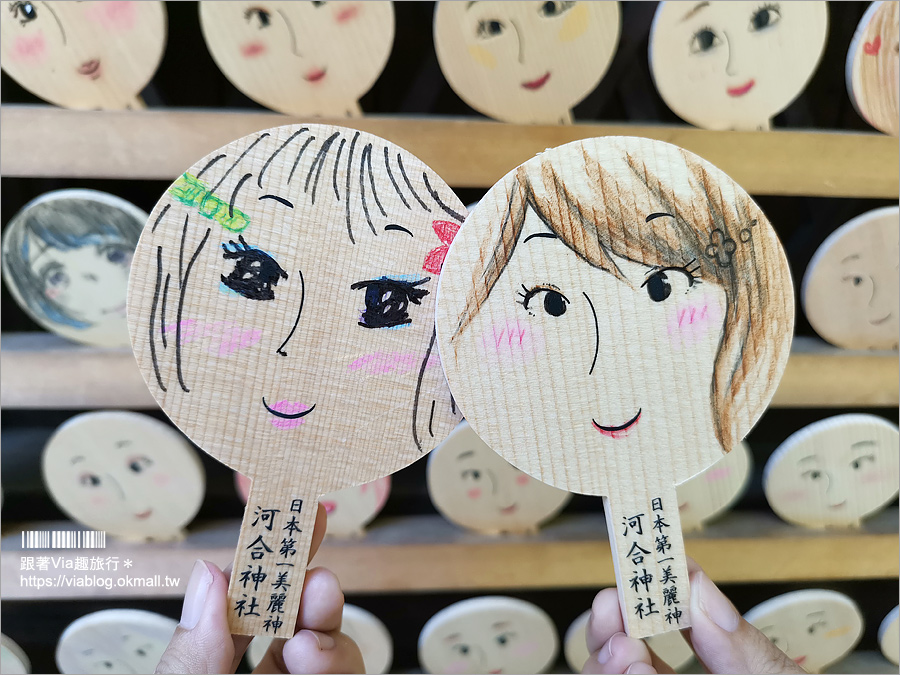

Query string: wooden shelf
2 509 896 600
1 333 895 410
1 106 897 198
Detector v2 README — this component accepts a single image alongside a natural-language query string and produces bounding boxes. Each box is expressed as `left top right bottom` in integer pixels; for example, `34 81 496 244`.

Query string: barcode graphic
21 531 106 549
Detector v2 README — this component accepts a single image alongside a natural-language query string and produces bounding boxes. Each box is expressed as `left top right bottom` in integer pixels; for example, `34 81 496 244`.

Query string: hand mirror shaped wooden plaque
433 1 621 125
0 1 166 110
847 1 900 137
127 124 464 636
199 1 394 117
649 1 828 130
436 136 794 637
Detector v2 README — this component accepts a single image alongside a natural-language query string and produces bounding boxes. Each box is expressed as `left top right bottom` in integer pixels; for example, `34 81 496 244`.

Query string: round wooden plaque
846 1 900 137
0 635 30 675
0 1 166 109
677 440 752 532
880 606 900 666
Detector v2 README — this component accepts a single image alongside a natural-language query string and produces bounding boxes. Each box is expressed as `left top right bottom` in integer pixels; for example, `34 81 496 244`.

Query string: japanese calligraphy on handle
127 124 464 636
435 136 793 638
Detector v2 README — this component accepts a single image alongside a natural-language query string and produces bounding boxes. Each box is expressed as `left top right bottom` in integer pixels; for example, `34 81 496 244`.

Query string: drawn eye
244 6 271 28
99 244 131 267
311 0 327 6
43 264 70 291
642 264 699 303
476 19 504 38
462 469 481 480
221 236 288 301
351 276 430 329
690 27 720 53
807 624 816 634
496 632 515 646
453 644 471 656
802 469 823 481
10 1 37 25
518 285 569 317
851 454 875 470
80 473 102 488
539 1 575 17
749 3 781 31
128 456 153 474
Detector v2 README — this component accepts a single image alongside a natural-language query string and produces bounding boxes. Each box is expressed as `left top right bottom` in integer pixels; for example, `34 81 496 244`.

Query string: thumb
155 560 240 674
686 571 805 674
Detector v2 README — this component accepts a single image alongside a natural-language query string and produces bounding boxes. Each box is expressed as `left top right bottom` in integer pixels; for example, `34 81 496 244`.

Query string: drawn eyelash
220 235 287 301
9 1 37 25
351 276 431 329
517 283 560 308
641 259 703 287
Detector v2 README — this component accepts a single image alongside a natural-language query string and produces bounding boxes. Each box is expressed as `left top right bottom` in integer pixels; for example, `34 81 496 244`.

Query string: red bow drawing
423 220 460 275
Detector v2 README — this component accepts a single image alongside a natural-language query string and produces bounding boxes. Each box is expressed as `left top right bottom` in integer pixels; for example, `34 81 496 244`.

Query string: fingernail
302 629 335 650
693 571 740 632
180 559 213 630
597 632 623 664
625 662 656 674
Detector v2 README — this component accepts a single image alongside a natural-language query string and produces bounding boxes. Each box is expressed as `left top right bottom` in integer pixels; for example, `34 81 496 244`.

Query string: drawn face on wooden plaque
649 1 828 130
236 472 391 537
744 590 864 673
127 124 464 636
0 1 166 109
802 206 900 351
246 604 393 674
677 440 752 532
418 596 558 675
427 420 570 534
563 609 694 673
436 136 793 637
847 1 900 136
433 1 621 124
880 606 900 666
0 635 30 675
42 411 205 541
56 609 177 675
2 190 145 348
764 414 900 529
199 1 394 117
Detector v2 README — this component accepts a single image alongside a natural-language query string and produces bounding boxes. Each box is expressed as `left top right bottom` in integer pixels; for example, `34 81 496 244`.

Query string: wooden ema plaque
435 136 794 638
127 124 464 636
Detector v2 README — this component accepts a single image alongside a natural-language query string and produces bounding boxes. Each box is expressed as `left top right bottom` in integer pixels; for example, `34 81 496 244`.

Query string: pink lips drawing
794 656 807 666
262 397 316 430
592 409 642 439
78 59 102 80
321 500 337 514
522 71 551 90
727 79 755 97
134 509 153 520
304 67 327 83
500 504 518 515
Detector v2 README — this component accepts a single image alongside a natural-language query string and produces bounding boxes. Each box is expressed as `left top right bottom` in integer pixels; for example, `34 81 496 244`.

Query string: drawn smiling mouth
304 67 327 83
727 79 755 97
134 509 153 520
592 409 642 439
263 397 316 419
500 504 518 515
78 59 102 80
794 656 807 666
871 312 892 325
522 71 551 90
828 501 847 509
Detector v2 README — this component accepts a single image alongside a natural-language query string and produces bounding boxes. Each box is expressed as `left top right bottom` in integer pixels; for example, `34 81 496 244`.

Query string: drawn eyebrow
71 456 86 464
523 232 558 244
681 1 710 21
841 254 861 263
114 440 132 449
444 633 462 642
492 621 511 629
259 195 294 208
798 455 819 463
807 611 826 618
646 212 675 222
466 1 478 8
851 440 876 448
385 224 413 236
457 450 475 460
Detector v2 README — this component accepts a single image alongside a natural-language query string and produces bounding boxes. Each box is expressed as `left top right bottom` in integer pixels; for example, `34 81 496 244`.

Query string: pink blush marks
512 641 537 657
241 41 267 58
467 488 482 499
667 294 724 350
778 488 810 503
515 473 529 486
152 472 170 487
861 470 884 484
348 352 438 376
91 496 108 507
266 400 312 430
334 3 360 23
704 466 733 482
442 660 469 675
85 1 137 31
164 320 261 356
9 32 46 64
477 319 545 366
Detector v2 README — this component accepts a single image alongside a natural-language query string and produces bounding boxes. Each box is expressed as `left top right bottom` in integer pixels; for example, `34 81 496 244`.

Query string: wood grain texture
650 1 828 131
199 1 394 117
126 123 464 636
802 206 900 350
0 1 166 110
3 511 897 600
436 136 794 637
743 590 863 673
846 1 900 137
433 1 620 124
2 107 898 199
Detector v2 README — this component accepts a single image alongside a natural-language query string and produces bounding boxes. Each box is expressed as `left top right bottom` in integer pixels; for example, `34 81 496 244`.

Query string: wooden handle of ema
603 482 691 639
226 480 318 637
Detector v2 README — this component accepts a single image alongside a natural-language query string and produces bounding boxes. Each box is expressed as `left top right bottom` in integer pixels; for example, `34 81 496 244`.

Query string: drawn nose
83 272 98 282
486 468 500 496
276 269 305 357
105 474 127 501
510 18 525 64
583 292 600 376
277 8 303 57
723 31 737 77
